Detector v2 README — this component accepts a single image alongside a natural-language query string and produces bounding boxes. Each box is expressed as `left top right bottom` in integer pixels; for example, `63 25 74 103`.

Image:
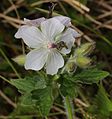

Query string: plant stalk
64 96 74 119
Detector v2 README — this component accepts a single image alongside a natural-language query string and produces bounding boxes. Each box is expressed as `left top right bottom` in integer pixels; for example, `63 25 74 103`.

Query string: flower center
48 43 57 49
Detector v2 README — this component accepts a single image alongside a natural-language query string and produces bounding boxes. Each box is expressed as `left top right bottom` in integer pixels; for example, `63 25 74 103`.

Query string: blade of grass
0 48 21 79
0 75 13 85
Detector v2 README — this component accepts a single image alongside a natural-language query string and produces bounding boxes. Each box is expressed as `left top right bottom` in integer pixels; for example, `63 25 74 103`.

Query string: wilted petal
24 17 45 26
15 25 45 48
41 18 65 41
25 48 48 71
46 50 64 75
54 16 71 27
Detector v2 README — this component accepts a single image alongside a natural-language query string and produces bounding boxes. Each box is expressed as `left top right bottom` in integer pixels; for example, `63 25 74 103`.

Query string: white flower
24 17 45 26
15 16 80 39
15 17 79 75
54 16 80 38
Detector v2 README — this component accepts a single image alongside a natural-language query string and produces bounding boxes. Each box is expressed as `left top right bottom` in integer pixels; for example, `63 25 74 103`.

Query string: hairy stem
64 96 74 119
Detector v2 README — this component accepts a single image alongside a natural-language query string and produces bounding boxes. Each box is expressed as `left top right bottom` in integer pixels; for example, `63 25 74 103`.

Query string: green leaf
72 68 109 84
59 76 78 97
20 93 36 106
32 86 53 116
11 75 46 93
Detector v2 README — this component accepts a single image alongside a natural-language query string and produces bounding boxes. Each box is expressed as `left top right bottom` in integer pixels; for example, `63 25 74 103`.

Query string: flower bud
75 42 95 56
75 56 91 68
12 55 26 66
53 75 60 80
65 57 77 73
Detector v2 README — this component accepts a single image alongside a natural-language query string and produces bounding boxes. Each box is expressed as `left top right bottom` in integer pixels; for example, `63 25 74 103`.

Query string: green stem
64 96 74 119
0 48 21 79
0 75 13 86
45 116 48 119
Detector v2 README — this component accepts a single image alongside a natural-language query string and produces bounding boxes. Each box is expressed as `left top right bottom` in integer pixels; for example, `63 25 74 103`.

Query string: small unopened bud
12 55 26 66
65 57 77 73
75 42 95 56
53 75 60 80
75 56 91 68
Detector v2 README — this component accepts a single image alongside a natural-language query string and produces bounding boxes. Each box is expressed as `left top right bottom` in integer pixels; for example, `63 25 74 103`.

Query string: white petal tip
24 64 40 71
14 32 21 39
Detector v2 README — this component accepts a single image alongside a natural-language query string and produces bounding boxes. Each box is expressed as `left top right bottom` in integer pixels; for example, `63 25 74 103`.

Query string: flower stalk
64 96 75 119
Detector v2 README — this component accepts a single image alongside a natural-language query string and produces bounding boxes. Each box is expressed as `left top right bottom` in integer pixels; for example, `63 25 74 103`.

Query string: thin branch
0 90 17 108
72 0 90 12
0 13 24 24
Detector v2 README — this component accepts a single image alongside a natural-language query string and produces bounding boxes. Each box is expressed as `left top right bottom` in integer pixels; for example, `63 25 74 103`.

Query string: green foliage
32 86 53 116
59 68 109 97
59 76 78 97
88 86 112 118
20 93 36 106
11 76 46 93
71 68 109 84
11 75 54 116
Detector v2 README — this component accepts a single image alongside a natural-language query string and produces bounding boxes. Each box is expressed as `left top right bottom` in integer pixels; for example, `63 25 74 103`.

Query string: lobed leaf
11 75 46 93
72 68 109 84
32 86 53 116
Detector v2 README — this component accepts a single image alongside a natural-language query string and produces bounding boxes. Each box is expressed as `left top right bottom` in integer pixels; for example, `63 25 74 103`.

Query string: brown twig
3 5 20 15
0 13 24 24
96 1 112 11
0 90 17 108
72 0 90 12
97 11 112 20
3 0 24 15
75 98 89 107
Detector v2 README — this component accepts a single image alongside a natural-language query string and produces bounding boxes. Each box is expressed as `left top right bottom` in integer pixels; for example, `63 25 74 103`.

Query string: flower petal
24 17 45 26
54 16 71 27
41 18 65 41
46 50 64 75
25 48 48 71
67 28 80 38
15 25 45 48
15 25 28 39
60 28 75 54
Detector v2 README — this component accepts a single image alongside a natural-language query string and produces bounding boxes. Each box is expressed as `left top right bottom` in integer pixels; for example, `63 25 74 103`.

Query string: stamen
48 43 57 49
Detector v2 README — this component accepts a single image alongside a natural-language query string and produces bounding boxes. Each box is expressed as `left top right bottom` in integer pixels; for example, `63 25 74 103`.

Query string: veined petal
54 16 71 27
60 28 75 54
46 50 64 75
67 28 80 38
25 48 48 71
15 25 28 39
24 17 45 26
61 28 75 44
41 18 65 41
60 47 71 55
15 25 45 48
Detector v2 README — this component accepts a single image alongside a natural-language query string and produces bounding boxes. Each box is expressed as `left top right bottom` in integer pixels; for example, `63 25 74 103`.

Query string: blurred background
0 0 112 118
